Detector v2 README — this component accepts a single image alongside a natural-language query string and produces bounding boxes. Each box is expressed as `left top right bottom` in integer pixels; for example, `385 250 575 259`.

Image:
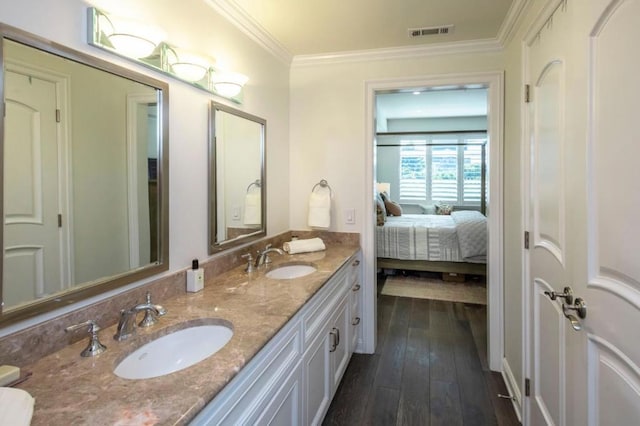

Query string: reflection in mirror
209 101 265 253
1 25 169 325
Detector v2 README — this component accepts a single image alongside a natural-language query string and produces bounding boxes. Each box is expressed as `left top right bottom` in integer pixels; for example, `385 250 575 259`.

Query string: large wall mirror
0 24 169 325
209 101 265 253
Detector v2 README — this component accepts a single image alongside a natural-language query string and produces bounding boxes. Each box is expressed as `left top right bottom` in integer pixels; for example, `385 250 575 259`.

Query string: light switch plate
345 208 355 224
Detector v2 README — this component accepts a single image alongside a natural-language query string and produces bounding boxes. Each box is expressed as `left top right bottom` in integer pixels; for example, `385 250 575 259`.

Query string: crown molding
205 0 292 65
496 0 531 46
290 38 503 67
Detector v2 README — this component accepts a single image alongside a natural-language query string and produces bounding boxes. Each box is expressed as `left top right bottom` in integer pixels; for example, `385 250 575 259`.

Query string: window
399 145 426 201
397 134 486 205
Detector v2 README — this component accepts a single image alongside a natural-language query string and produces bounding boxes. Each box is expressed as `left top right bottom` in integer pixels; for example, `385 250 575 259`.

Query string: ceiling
214 0 515 57
377 87 488 123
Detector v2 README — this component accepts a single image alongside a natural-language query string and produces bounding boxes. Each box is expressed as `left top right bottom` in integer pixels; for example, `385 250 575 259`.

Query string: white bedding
376 212 486 263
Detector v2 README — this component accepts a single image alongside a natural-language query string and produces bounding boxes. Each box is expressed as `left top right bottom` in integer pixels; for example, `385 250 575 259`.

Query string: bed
376 210 487 276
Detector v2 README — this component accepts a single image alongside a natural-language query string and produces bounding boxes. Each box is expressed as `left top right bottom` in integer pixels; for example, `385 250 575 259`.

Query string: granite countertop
17 243 359 425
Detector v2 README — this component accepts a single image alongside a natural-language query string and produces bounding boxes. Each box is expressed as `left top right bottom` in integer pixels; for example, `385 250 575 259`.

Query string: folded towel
243 191 261 225
308 189 331 229
0 387 34 426
283 237 326 254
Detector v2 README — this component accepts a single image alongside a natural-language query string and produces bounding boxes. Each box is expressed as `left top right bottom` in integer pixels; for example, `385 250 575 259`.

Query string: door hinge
524 231 530 249
524 84 531 103
525 378 531 397
55 109 61 123
58 214 62 228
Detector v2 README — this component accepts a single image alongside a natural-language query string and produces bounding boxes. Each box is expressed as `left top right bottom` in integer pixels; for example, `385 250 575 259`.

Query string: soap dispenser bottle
186 259 204 292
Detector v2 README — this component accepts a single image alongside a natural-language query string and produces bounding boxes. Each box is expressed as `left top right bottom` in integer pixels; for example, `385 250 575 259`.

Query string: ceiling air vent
408 25 454 38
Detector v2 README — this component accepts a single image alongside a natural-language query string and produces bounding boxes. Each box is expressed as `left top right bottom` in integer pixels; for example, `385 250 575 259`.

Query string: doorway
363 72 504 372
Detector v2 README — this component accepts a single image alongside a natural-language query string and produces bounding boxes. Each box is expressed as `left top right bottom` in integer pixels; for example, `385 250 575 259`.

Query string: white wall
289 53 503 232
0 0 289 332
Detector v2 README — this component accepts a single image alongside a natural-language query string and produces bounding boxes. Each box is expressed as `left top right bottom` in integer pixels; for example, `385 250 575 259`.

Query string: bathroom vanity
192 250 362 425
15 242 362 425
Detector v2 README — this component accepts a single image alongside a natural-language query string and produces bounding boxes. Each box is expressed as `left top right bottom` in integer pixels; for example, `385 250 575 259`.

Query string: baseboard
501 357 523 422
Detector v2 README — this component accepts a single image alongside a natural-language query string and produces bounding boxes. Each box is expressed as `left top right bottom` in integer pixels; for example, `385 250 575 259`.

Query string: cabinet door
330 295 350 391
304 327 331 426
251 360 303 426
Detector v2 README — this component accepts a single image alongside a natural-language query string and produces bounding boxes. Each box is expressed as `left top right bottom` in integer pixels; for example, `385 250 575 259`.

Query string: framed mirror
209 101 265 253
0 24 169 325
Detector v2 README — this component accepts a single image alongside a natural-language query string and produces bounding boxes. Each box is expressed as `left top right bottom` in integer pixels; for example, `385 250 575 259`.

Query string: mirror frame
0 23 170 325
208 101 266 253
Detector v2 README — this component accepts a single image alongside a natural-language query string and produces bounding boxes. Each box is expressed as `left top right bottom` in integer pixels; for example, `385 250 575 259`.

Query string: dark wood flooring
323 274 519 426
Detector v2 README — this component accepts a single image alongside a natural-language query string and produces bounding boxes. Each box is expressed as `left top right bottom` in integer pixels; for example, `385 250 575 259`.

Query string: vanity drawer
302 264 349 345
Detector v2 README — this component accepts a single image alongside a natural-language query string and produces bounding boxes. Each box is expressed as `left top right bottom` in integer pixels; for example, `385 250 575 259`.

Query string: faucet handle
242 253 256 273
65 319 107 357
138 292 164 328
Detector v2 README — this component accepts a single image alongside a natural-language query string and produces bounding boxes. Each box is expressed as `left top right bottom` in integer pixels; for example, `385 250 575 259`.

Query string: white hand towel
0 387 34 426
307 190 331 229
283 237 326 254
243 192 261 225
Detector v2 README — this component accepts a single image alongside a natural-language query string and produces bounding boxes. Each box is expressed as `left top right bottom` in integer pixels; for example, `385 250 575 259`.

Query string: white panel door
527 9 571 422
4 69 61 309
584 0 640 424
526 1 640 425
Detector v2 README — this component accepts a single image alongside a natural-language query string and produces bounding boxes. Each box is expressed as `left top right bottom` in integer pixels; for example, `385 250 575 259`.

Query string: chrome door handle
544 286 574 304
562 298 587 331
563 298 587 319
329 328 338 352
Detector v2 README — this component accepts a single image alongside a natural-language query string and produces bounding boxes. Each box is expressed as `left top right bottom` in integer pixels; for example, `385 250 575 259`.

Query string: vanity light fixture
107 33 157 59
92 9 164 59
211 70 249 98
87 7 248 102
169 49 211 83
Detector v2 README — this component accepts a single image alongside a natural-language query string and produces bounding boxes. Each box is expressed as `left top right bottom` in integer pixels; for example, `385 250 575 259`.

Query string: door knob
562 297 587 331
563 297 587 319
544 286 574 304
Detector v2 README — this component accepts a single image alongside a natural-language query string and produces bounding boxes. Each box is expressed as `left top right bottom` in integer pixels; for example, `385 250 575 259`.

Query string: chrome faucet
113 291 167 341
65 319 107 357
255 244 285 267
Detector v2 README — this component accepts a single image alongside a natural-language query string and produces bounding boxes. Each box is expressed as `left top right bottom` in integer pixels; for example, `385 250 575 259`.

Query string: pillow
375 193 387 225
384 199 402 216
419 203 436 215
435 203 453 215
379 191 402 216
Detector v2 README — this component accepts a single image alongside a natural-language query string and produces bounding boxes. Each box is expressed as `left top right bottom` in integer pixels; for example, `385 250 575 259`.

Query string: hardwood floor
323 274 519 426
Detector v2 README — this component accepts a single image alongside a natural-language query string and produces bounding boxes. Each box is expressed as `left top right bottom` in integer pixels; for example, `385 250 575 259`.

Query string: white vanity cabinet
191 251 362 426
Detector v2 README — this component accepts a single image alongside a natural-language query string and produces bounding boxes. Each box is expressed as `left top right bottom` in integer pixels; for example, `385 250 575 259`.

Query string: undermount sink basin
114 320 233 380
266 264 317 280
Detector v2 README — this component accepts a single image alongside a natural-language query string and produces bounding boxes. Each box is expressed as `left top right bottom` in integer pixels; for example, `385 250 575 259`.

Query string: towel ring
246 179 261 193
312 179 333 197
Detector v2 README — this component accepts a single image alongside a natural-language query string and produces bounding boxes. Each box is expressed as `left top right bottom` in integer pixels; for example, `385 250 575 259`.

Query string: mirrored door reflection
3 37 164 314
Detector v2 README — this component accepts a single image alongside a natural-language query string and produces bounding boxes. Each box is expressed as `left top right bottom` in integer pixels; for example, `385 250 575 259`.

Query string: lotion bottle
186 259 204 292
